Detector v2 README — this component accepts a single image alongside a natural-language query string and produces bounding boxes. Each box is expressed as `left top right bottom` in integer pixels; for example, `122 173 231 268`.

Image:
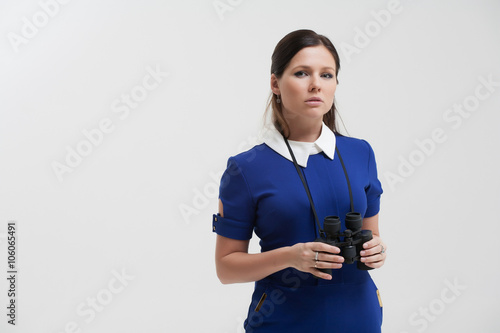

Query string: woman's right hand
289 242 344 280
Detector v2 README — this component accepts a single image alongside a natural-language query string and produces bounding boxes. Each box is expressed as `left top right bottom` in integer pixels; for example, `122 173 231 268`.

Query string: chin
284 108 328 121
304 108 329 118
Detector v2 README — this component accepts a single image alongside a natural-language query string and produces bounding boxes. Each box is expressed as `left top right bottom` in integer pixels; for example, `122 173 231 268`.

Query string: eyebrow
290 65 336 72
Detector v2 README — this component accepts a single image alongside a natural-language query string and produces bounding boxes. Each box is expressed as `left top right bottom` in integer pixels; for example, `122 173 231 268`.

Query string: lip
305 97 323 106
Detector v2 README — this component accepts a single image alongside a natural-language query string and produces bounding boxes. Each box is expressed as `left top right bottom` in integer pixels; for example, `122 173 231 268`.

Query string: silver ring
380 244 385 254
315 251 319 261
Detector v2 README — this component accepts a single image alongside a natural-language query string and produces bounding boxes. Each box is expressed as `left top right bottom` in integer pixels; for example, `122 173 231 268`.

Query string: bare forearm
216 247 292 284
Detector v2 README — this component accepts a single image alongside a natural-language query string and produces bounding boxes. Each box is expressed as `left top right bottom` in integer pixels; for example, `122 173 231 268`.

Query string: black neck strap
283 137 354 237
334 145 354 213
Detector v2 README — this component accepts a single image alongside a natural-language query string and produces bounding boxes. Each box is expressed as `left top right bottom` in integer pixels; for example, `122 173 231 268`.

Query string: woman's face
271 45 337 124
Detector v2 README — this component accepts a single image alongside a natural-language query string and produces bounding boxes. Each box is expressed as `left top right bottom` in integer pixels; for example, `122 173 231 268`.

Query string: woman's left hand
360 235 387 269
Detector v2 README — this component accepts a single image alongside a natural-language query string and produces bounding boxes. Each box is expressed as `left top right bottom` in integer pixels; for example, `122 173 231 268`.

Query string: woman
212 29 387 332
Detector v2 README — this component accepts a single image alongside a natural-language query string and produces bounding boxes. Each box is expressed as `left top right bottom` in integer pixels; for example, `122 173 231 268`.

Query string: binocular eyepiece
315 212 373 273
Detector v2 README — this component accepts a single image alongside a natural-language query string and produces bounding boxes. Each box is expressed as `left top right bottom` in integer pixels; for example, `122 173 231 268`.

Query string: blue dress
212 134 384 332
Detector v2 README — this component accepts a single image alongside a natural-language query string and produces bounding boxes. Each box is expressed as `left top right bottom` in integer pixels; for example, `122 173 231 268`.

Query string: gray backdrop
1 0 499 332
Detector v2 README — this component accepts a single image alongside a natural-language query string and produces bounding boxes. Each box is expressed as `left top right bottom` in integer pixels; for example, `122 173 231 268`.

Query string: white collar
263 122 336 168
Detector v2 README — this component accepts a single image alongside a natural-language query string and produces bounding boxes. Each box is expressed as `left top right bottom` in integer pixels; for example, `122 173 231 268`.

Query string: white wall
1 0 499 332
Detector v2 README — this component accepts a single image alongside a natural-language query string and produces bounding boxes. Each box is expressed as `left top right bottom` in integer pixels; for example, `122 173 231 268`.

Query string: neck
286 118 323 142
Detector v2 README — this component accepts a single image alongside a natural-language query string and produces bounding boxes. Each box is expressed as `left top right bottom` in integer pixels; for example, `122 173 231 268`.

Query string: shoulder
229 143 269 165
225 143 275 172
220 144 274 191
226 143 286 181
335 135 377 165
336 134 374 153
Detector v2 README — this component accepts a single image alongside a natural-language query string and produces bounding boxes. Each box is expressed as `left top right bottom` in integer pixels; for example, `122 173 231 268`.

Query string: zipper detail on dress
255 293 267 312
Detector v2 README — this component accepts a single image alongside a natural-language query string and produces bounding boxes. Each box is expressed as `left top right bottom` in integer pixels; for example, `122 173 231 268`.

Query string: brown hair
266 29 342 137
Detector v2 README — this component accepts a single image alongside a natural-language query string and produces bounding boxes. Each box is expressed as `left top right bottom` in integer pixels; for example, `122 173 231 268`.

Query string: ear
270 73 280 95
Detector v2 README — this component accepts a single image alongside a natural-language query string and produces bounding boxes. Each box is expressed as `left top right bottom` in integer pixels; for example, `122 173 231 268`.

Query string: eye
294 71 307 77
322 73 334 79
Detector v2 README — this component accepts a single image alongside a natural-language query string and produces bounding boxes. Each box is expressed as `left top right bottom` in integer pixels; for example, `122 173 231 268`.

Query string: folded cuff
212 214 253 240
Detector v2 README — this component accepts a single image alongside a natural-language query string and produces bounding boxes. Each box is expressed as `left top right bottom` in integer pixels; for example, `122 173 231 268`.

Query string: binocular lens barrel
345 212 362 230
323 216 341 236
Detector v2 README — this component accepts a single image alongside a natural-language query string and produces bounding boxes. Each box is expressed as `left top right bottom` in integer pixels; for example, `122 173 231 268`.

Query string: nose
309 74 321 92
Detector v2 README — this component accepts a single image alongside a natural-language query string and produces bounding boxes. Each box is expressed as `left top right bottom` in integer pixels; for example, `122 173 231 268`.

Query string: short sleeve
362 140 383 218
212 157 255 240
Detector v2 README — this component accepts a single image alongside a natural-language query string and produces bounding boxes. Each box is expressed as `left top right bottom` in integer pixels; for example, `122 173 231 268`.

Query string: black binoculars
315 212 373 272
